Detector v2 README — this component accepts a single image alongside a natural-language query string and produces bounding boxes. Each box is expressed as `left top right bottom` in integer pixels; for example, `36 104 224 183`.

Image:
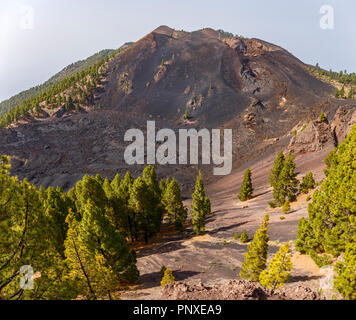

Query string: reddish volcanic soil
121 145 336 300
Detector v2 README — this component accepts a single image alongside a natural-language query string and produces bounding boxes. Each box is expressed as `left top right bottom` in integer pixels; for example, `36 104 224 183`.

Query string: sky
0 0 355 103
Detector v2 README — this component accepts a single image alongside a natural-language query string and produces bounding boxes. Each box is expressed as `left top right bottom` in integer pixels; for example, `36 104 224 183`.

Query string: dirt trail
121 147 333 300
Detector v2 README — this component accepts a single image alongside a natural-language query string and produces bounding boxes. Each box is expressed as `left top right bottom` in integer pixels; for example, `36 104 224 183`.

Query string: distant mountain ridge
0 49 115 116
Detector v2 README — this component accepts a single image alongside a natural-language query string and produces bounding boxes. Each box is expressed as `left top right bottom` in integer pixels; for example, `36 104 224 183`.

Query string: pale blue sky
0 0 355 102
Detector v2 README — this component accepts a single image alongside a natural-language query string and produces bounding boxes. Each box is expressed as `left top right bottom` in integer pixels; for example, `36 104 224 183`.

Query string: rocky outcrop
161 280 323 300
288 120 335 154
288 105 355 154
331 105 356 145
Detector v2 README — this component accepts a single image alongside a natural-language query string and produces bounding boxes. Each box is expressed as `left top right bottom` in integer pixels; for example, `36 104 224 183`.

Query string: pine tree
240 231 249 243
279 153 299 203
142 166 164 233
64 210 98 300
162 178 187 231
295 125 356 257
114 171 136 242
269 152 285 206
43 186 73 257
259 242 293 291
299 172 316 194
191 170 210 235
161 268 175 288
240 215 269 281
129 177 158 243
270 152 299 207
282 200 291 214
238 168 253 201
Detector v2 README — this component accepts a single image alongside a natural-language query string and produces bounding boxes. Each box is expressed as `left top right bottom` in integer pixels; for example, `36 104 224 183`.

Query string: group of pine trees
308 65 355 100
335 85 354 99
239 215 293 291
310 65 356 86
0 157 195 299
236 126 355 299
237 154 315 208
0 154 212 299
295 124 356 299
0 50 121 128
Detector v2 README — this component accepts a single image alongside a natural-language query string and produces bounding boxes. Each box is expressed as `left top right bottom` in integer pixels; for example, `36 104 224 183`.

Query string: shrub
268 201 276 208
184 109 189 120
233 232 239 240
160 265 167 278
300 172 316 194
240 231 249 243
259 242 293 291
282 200 291 214
310 252 333 268
161 268 175 288
319 112 327 122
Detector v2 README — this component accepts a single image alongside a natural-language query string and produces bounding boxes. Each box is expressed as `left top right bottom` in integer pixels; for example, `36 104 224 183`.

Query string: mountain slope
0 49 115 116
0 26 353 192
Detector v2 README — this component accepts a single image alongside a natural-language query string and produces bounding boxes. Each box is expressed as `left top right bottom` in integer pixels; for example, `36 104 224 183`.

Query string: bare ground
121 146 338 300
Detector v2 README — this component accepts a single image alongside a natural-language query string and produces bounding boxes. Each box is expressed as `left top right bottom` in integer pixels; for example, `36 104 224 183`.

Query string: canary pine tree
269 152 299 206
259 242 293 291
191 170 210 235
238 168 253 201
295 124 356 257
269 152 285 206
162 178 187 231
240 215 269 281
142 166 164 233
299 172 316 194
129 177 157 243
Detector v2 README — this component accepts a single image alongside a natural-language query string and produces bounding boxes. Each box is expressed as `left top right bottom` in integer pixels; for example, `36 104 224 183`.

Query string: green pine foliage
0 49 122 128
1 158 190 299
160 268 175 288
308 65 356 86
282 200 291 214
184 109 189 120
259 242 293 291
240 231 249 243
191 170 210 235
238 168 253 201
334 241 356 300
239 215 269 281
269 152 299 207
299 172 316 194
319 112 327 123
309 252 333 268
295 125 356 259
162 178 187 231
